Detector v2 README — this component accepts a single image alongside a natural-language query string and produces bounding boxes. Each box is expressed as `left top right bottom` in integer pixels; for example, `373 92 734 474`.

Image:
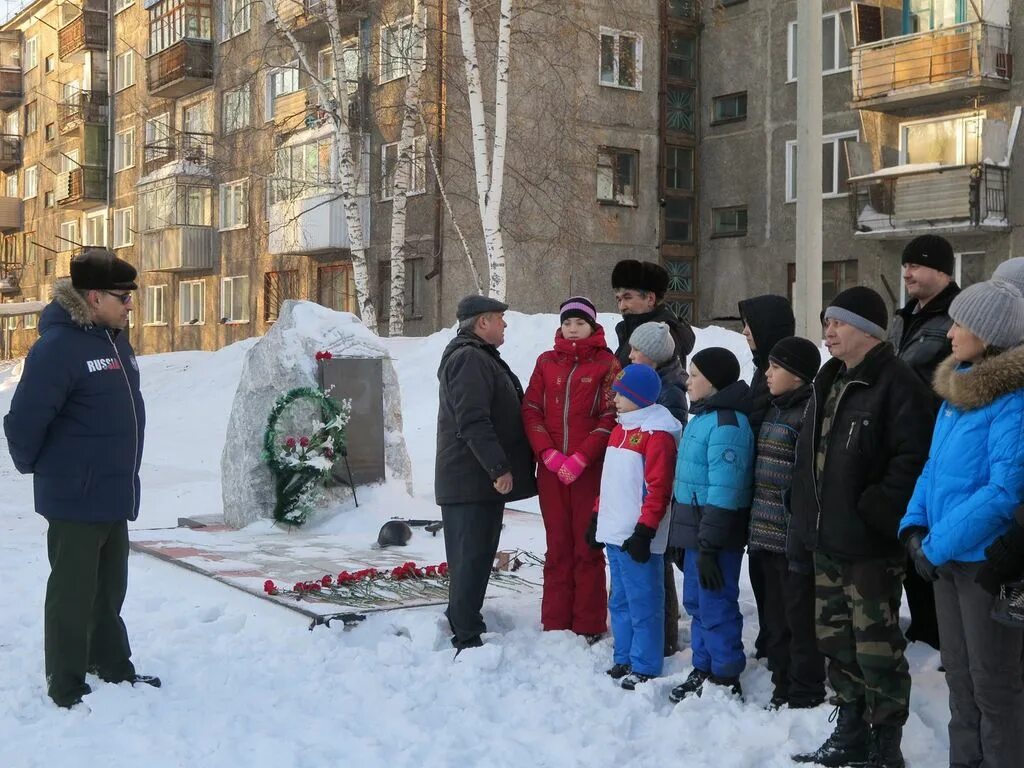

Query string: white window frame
115 51 136 91
144 284 167 325
897 111 984 166
114 127 135 172
113 207 134 248
144 113 171 162
59 219 80 252
179 279 205 325
24 101 37 135
379 136 427 201
265 63 300 121
222 85 251 134
787 10 852 82
115 0 134 13
220 0 251 40
84 210 108 247
220 275 250 323
596 147 639 206
5 174 15 197
23 298 37 329
218 178 249 231
24 36 38 71
785 130 859 203
22 165 37 199
379 16 415 84
599 27 643 91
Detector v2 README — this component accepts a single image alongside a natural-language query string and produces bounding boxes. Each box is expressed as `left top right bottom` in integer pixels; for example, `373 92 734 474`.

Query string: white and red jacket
596 404 682 554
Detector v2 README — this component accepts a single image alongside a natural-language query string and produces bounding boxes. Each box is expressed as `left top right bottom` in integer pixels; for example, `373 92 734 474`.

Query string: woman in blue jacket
899 279 1024 768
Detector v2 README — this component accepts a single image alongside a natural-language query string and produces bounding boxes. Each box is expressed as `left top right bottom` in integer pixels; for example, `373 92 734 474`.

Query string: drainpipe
106 1 115 246
430 0 447 329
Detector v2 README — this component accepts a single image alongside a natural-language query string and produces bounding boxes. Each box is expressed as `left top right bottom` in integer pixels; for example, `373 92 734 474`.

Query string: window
24 102 36 135
666 86 696 134
712 92 747 125
43 258 54 276
265 64 299 121
219 179 248 230
44 123 55 141
906 0 972 34
664 146 694 191
25 236 35 265
318 264 356 313
84 210 107 247
23 166 37 199
44 191 54 207
220 0 250 39
115 51 136 91
319 44 360 95
222 85 250 134
144 284 167 325
138 183 212 229
182 101 211 135
405 257 424 320
148 0 214 55
271 139 333 204
664 197 693 243
712 206 748 237
667 0 695 18
380 16 415 83
5 174 15 197
179 279 205 324
44 54 54 73
220 275 249 322
59 219 79 252
144 113 171 162
24 37 37 70
115 127 135 171
4 111 17 137
264 270 299 322
785 131 858 202
599 28 642 90
787 10 853 81
2 314 18 332
113 207 134 248
60 149 79 174
23 298 37 330
788 260 858 306
380 136 427 200
899 113 982 166
596 147 638 206
667 32 695 81
116 0 134 11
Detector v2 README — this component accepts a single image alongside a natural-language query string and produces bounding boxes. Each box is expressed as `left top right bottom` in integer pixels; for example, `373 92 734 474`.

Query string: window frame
598 27 643 91
144 284 167 325
144 112 171 163
222 84 251 134
5 174 15 197
178 279 206 325
710 92 747 126
264 63 299 122
263 269 299 323
379 135 427 201
115 126 136 172
43 54 54 73
113 207 134 248
24 101 37 135
785 130 859 203
23 165 37 200
711 205 749 238
59 219 80 252
596 146 640 207
220 275 250 323
897 111 984 166
787 10 853 83
379 15 415 84
220 0 251 40
115 50 136 92
23 297 37 330
83 209 108 248
218 178 249 231
24 36 38 71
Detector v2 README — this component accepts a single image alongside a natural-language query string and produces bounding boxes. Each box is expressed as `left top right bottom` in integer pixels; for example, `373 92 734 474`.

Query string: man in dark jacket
612 260 696 656
888 235 960 651
3 250 158 709
435 295 537 651
738 294 796 661
790 287 934 768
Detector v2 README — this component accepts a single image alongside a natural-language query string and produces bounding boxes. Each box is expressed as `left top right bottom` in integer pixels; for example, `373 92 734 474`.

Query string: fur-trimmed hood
933 345 1024 411
45 277 94 329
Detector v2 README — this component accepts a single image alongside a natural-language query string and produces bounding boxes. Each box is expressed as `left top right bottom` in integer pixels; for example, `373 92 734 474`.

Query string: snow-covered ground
0 314 949 768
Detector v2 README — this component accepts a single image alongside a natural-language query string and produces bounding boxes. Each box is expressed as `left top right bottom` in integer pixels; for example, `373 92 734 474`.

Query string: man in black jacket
889 234 960 652
612 259 696 655
435 295 537 651
790 287 934 768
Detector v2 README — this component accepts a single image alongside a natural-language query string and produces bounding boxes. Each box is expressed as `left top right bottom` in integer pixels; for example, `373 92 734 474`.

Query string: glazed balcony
0 134 20 172
140 226 215 272
146 39 214 99
268 193 369 255
58 90 109 134
0 31 23 111
0 196 22 231
58 9 108 60
142 131 212 175
55 167 107 210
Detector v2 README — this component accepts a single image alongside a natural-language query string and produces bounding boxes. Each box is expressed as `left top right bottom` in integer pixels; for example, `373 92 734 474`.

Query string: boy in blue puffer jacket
668 347 755 702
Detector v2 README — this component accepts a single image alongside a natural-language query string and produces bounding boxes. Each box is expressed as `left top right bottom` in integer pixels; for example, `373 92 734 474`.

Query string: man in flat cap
435 294 537 652
4 248 159 708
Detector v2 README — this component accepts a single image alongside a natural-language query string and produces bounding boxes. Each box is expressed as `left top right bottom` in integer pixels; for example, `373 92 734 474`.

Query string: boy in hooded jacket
668 347 755 702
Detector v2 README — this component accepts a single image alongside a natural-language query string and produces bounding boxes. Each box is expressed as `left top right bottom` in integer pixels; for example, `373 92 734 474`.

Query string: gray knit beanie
992 258 1024 297
948 279 1024 349
629 322 676 365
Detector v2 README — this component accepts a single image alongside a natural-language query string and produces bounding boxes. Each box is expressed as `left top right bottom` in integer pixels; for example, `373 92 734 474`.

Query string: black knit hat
823 286 888 340
611 260 670 299
691 347 740 392
902 234 955 276
559 296 597 328
768 336 821 383
70 248 138 291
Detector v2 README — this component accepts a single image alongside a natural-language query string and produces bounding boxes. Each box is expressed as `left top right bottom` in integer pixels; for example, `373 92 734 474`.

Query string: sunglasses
101 290 133 305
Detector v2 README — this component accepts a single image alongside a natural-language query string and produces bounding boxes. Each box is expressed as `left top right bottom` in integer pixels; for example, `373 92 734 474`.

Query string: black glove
622 523 655 564
905 531 938 583
665 546 686 571
975 531 1024 596
697 550 725 591
585 514 604 550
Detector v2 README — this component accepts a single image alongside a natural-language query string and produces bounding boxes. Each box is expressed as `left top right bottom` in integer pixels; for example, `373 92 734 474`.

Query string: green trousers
45 519 135 705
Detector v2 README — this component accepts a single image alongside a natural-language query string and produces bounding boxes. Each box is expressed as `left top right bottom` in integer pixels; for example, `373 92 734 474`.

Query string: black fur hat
611 260 670 299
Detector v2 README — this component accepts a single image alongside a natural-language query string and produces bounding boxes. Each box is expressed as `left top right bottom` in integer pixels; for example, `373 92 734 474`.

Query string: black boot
606 663 631 680
792 702 872 766
669 668 709 703
869 725 905 768
620 672 653 691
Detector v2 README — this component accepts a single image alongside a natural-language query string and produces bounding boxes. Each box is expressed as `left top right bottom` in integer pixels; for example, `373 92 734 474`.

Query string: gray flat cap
456 294 508 321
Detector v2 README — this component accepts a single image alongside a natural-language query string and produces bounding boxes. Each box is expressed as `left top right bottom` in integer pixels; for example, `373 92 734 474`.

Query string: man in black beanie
789 286 934 768
3 249 160 708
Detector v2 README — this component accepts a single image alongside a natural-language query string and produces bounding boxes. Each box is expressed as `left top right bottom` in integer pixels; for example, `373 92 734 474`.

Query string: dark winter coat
748 383 812 555
3 279 146 523
434 331 537 505
521 326 619 463
614 303 696 369
789 342 934 562
888 281 960 407
656 357 688 425
738 295 796 433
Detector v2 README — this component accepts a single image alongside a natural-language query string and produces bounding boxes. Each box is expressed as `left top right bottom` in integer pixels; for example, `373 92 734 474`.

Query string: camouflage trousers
814 552 911 726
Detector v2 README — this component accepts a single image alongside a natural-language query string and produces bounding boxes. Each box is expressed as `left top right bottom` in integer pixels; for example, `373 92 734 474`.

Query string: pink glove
557 453 588 485
542 449 567 473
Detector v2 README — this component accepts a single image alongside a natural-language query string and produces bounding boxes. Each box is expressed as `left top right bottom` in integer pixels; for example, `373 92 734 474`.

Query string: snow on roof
136 160 213 187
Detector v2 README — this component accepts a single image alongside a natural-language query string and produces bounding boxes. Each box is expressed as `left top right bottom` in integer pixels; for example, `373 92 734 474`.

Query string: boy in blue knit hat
590 364 682 690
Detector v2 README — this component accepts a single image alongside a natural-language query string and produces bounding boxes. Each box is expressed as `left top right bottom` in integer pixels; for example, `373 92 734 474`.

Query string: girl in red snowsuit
522 297 620 636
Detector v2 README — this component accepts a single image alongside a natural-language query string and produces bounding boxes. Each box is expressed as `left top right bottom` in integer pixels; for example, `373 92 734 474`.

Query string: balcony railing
146 39 214 99
140 226 215 272
142 131 213 175
0 196 22 231
58 9 108 60
0 134 20 171
848 163 1010 237
56 167 107 209
59 90 109 133
851 22 1012 111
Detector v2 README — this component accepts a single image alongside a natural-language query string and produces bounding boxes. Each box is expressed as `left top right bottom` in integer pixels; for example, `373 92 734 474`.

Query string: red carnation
285 436 297 449
263 580 277 594
438 562 449 577
299 436 310 448
321 575 332 587
294 581 305 592
323 448 335 460
425 566 436 577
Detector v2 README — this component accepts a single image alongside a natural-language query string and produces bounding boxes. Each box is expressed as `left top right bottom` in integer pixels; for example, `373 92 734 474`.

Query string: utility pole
794 0 823 338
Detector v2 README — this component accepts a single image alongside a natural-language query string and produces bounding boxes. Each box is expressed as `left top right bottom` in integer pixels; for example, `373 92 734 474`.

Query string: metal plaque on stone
317 357 386 485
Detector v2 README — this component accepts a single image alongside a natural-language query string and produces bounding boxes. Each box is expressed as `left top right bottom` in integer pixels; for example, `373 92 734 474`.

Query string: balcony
58 9 108 60
0 134 20 171
273 84 367 137
140 226 215 272
146 39 214 99
56 167 107 209
851 22 1012 113
268 193 369 255
59 90 109 134
848 163 1009 238
142 132 213 176
0 31 22 111
0 196 22 231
